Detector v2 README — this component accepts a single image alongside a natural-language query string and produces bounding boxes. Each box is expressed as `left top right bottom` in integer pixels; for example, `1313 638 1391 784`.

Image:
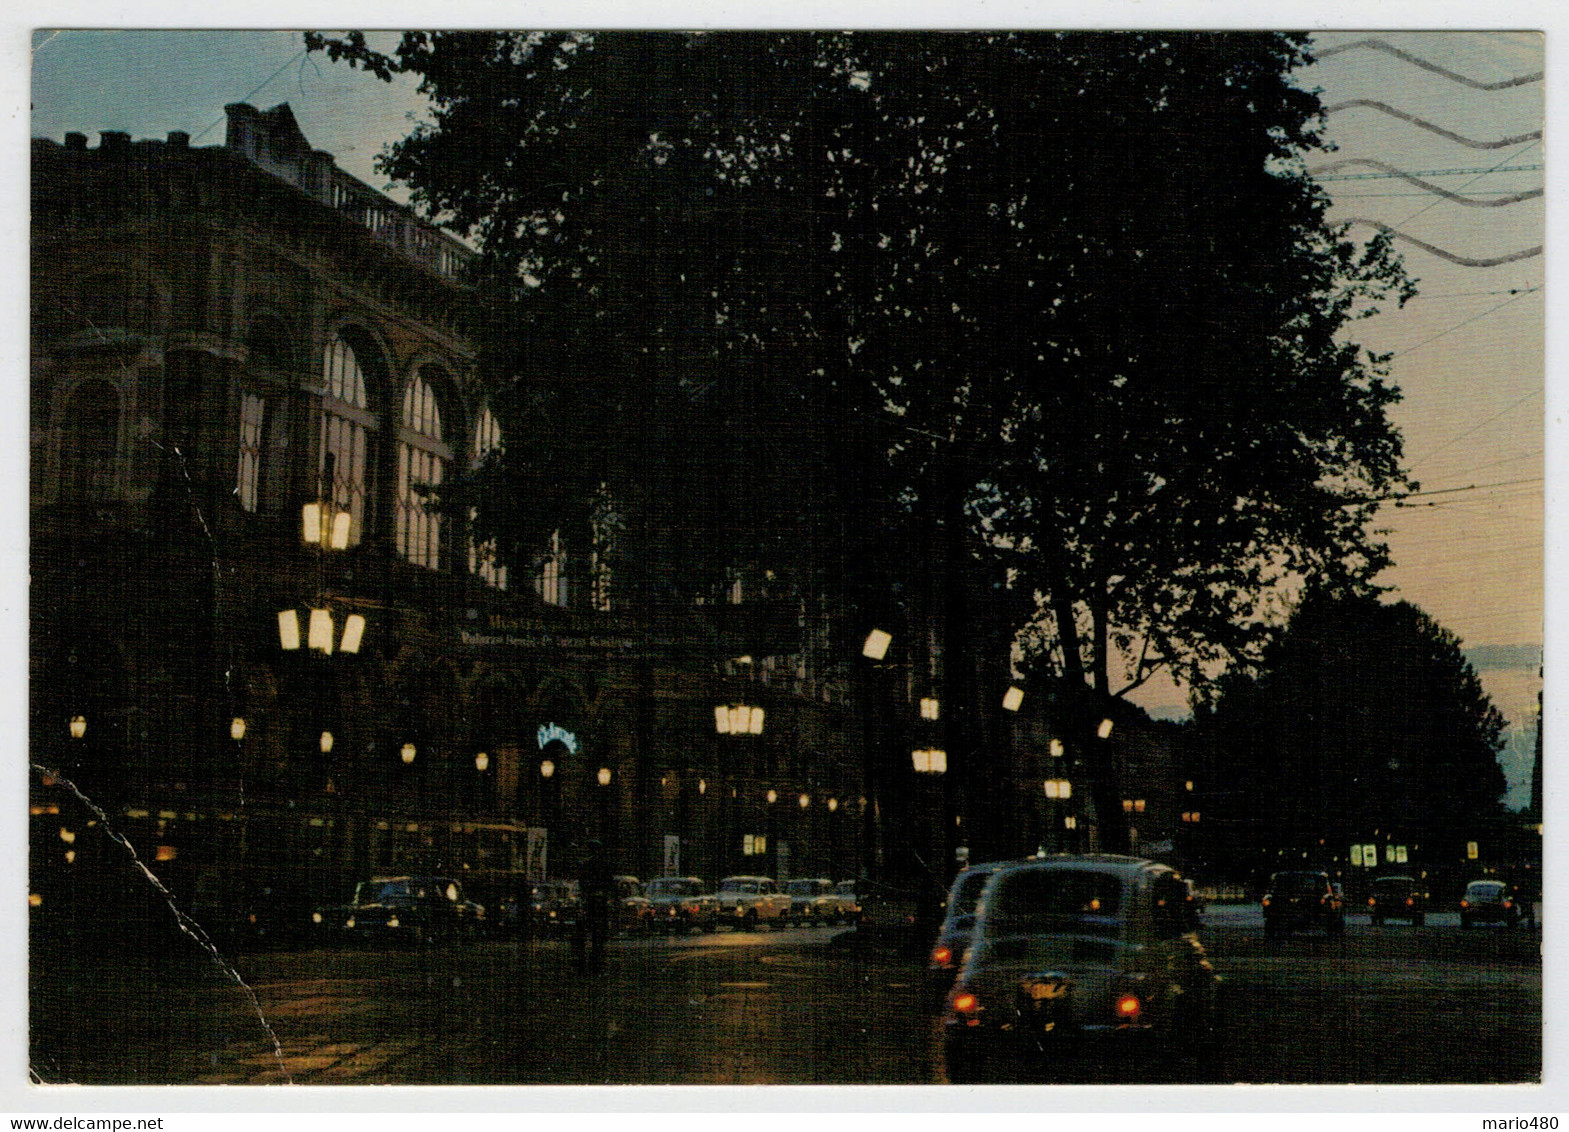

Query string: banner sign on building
526 827 548 883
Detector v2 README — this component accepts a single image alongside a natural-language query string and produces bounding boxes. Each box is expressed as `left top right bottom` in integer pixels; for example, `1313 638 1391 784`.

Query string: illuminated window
538 530 567 607
319 334 376 545
396 368 449 568
467 404 508 590
236 393 266 512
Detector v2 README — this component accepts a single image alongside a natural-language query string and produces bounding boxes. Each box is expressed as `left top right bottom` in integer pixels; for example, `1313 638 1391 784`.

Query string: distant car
612 875 655 935
835 880 863 926
1261 870 1344 938
717 875 791 930
940 855 1220 1083
643 876 720 934
331 876 485 945
1460 879 1521 929
783 878 845 926
527 880 580 934
1367 875 1426 927
928 862 1011 994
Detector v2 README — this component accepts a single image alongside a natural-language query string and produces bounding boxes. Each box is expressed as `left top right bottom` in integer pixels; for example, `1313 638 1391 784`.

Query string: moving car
1460 879 1522 929
928 861 1011 994
1261 870 1344 938
643 876 720 933
716 875 791 930
940 855 1219 1083
1367 875 1426 927
331 876 486 945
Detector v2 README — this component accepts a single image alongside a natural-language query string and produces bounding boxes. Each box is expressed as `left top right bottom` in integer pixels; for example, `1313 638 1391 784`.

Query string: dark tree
306 32 1417 849
1196 589 1508 871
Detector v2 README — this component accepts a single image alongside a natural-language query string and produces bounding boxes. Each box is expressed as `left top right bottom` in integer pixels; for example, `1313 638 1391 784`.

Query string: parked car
329 876 486 945
643 876 720 934
928 862 1012 995
940 855 1220 1083
1460 879 1522 928
1261 870 1344 938
612 875 656 935
716 875 791 930
783 878 844 926
835 880 863 926
1367 875 1426 926
526 880 580 934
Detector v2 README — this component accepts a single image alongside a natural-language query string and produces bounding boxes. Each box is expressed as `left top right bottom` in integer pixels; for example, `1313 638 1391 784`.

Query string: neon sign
537 723 580 755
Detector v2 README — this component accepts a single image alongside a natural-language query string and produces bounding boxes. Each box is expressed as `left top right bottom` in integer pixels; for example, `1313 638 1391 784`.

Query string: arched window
319 332 378 546
396 367 450 568
58 379 120 503
468 404 508 590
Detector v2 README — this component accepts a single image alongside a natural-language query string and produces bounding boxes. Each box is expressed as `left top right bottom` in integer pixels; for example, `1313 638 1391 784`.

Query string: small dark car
1460 879 1522 928
941 856 1220 1083
1261 870 1344 938
1367 875 1426 926
928 862 1011 995
331 875 486 945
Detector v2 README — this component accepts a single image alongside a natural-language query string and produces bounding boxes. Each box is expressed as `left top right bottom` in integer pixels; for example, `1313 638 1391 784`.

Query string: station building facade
30 103 867 915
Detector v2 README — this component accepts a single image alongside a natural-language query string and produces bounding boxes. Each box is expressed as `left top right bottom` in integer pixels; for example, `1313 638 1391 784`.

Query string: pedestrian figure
574 839 614 974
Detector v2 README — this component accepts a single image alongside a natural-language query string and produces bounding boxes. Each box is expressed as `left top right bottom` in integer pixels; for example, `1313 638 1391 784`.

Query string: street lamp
475 751 490 772
799 792 810 810
401 742 416 765
69 715 86 740
230 717 246 742
320 730 334 754
1002 686 1024 712
278 609 367 654
302 499 352 550
1097 718 1115 740
911 748 948 774
715 704 764 735
540 759 555 779
598 767 612 787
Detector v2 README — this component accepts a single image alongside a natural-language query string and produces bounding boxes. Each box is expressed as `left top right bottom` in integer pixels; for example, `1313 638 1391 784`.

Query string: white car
716 875 791 930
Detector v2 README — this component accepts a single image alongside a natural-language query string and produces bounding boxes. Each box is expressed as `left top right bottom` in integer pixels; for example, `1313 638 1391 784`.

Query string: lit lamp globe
231 717 246 742
475 751 490 772
597 767 612 787
540 759 555 779
69 715 86 740
401 742 416 765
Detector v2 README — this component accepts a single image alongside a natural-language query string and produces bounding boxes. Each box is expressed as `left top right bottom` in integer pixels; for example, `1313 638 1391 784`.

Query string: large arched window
319 332 378 546
396 367 450 569
58 379 120 503
468 404 508 589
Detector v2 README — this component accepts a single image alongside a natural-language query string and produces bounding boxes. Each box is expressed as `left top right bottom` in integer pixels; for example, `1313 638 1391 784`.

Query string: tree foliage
305 33 1418 790
1196 588 1508 867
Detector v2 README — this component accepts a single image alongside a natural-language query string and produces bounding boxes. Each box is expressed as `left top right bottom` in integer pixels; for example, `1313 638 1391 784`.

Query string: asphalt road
28 909 1540 1086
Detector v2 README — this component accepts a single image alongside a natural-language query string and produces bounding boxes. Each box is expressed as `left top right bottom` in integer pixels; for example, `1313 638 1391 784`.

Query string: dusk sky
22 18 1555 805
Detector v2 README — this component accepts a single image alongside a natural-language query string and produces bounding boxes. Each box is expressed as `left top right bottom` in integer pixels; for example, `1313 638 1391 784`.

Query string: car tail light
1406 898 1414 907
932 946 953 968
952 991 978 1013
1460 900 1470 909
1367 897 1376 907
1115 993 1142 1020
1261 896 1270 907
1503 900 1513 910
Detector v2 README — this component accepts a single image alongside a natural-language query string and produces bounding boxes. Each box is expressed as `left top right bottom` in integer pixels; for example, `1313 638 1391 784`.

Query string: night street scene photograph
22 24 1545 1101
